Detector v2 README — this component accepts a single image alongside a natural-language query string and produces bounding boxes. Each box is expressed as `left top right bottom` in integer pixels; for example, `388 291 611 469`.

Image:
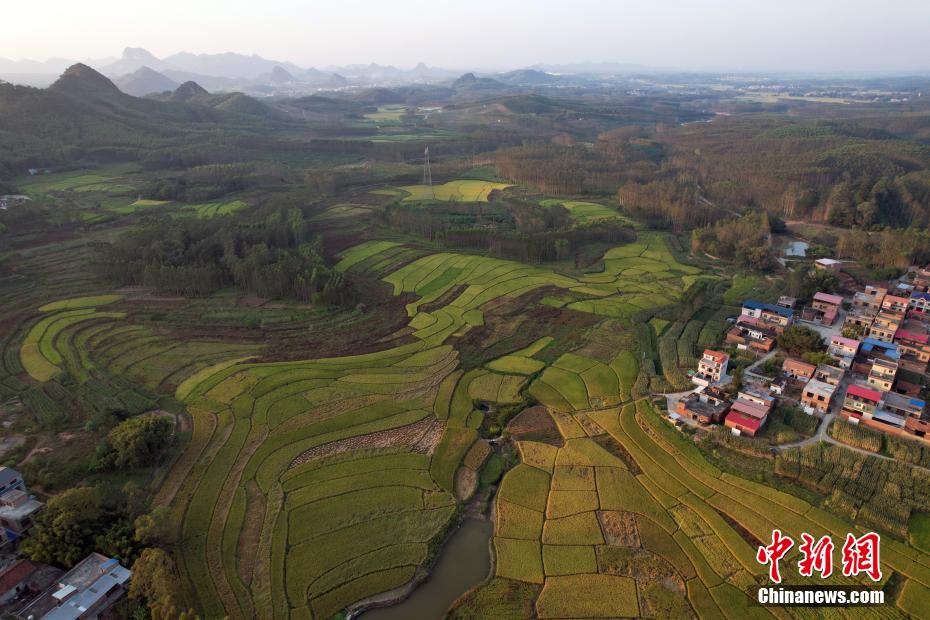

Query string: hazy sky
5 0 930 72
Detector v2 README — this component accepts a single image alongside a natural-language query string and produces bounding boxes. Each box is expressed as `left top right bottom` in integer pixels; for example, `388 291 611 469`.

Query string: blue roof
742 299 793 318
911 398 926 408
861 338 900 358
911 292 930 301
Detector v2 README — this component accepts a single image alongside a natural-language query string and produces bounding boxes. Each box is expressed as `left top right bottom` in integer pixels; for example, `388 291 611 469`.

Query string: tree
100 414 173 470
778 325 825 357
129 548 198 620
801 351 837 366
22 487 105 567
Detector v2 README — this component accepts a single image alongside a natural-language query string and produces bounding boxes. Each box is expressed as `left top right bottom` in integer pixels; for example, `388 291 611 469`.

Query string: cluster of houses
676 268 930 444
0 468 132 619
677 350 776 436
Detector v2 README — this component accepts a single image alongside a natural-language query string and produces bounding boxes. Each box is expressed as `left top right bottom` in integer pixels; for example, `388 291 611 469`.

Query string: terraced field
484 397 930 618
145 232 714 617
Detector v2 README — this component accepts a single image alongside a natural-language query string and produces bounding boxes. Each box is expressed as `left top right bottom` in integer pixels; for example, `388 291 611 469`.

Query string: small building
0 468 26 497
893 326 930 373
908 291 930 319
0 560 61 610
859 338 899 362
882 294 911 314
777 296 797 310
17 554 131 620
725 319 777 353
737 387 776 410
867 358 898 392
844 309 875 334
0 560 39 605
740 300 793 332
806 292 843 325
880 392 925 423
868 310 904 343
842 384 883 419
801 379 837 415
853 286 887 314
815 258 843 272
724 396 773 437
828 335 860 369
814 364 844 386
676 387 731 425
783 358 816 383
693 350 729 387
0 490 43 545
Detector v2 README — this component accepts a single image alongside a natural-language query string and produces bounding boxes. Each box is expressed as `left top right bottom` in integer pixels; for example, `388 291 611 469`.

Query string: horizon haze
4 0 930 74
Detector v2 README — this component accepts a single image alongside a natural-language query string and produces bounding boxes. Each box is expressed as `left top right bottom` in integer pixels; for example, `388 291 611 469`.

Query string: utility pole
423 146 434 199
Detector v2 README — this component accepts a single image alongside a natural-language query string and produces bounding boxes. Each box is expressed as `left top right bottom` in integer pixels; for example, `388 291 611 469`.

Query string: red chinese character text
841 532 882 582
798 533 834 578
757 529 794 583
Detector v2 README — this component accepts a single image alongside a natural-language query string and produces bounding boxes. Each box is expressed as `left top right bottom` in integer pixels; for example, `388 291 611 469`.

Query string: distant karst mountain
171 80 210 101
114 66 179 97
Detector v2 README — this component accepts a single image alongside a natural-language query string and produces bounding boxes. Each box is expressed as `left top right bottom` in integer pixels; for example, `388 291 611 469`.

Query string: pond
359 518 493 619
784 240 809 257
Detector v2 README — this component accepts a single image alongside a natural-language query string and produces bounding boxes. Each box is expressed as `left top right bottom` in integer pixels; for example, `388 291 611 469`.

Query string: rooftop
847 383 883 402
816 258 842 266
725 411 763 432
813 291 844 306
743 300 793 318
0 559 37 594
803 379 837 399
730 398 770 419
830 335 860 350
19 553 131 620
702 350 728 364
783 358 816 373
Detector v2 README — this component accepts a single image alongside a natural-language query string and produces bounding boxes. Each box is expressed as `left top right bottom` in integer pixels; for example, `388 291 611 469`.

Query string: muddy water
360 518 493 620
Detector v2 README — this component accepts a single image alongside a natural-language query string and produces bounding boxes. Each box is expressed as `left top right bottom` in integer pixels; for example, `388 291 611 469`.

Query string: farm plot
539 198 637 226
394 180 513 202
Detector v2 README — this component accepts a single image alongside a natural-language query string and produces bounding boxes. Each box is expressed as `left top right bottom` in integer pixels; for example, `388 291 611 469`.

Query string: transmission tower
423 146 434 199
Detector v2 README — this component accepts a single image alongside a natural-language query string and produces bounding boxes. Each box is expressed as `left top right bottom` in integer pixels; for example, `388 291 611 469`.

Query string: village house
777 296 797 310
852 285 887 314
844 308 875 335
725 317 777 353
676 386 731 425
866 357 898 392
0 560 62 610
724 391 773 437
908 291 930 319
17 554 131 620
801 378 837 415
882 294 911 314
827 335 860 369
802 292 843 325
782 358 816 383
842 384 883 420
692 350 729 387
911 266 930 292
893 325 930 373
867 310 904 343
814 364 844 386
0 468 42 547
740 300 793 332
815 258 843 272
